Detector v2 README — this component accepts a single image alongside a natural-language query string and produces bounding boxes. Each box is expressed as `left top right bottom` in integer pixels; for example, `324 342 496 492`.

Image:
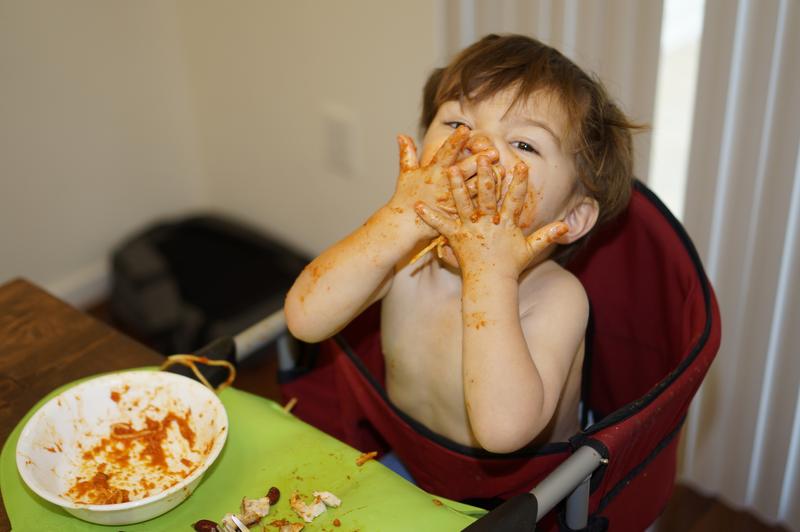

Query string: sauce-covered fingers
465 176 478 198
447 166 476 222
514 161 540 230
476 157 497 217
432 126 471 166
414 202 458 236
492 165 506 202
498 169 514 204
499 162 529 223
492 164 506 180
397 135 419 173
466 133 494 153
526 222 569 256
454 149 500 177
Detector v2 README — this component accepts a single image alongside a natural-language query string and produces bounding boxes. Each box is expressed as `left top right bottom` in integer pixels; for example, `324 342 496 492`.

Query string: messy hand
414 157 568 279
389 127 499 234
458 133 508 194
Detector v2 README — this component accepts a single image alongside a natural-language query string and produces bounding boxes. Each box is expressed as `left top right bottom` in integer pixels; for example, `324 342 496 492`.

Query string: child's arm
285 126 492 342
415 159 584 453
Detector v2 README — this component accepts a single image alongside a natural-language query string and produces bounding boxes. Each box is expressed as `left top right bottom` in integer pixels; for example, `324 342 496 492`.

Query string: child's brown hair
420 34 639 262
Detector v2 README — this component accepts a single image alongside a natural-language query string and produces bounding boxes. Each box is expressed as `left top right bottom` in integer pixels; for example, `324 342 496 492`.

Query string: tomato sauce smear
66 410 200 505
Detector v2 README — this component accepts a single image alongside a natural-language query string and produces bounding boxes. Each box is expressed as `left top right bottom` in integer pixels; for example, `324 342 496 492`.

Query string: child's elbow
472 419 546 454
285 314 326 344
284 293 326 343
474 432 532 454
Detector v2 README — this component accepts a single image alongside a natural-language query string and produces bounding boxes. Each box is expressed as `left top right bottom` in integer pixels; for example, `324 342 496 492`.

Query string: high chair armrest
233 307 288 362
533 445 603 525
465 445 603 531
170 308 290 389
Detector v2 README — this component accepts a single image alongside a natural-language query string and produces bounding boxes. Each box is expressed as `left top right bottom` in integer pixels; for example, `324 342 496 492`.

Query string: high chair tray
1 369 483 531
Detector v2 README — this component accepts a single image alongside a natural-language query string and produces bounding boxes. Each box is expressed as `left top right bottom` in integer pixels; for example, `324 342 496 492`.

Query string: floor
87 302 789 532
653 485 788 532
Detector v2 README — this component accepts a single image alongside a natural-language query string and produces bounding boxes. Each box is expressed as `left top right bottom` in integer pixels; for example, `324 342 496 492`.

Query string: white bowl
15 370 228 525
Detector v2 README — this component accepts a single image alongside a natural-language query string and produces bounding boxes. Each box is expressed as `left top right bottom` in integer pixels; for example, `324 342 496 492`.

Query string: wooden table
0 278 164 528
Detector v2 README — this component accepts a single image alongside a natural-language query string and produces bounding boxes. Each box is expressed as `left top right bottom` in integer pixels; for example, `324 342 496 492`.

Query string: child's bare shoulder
519 260 589 325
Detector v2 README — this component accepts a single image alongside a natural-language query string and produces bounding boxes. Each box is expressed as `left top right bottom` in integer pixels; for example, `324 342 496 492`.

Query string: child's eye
512 141 540 155
444 121 471 130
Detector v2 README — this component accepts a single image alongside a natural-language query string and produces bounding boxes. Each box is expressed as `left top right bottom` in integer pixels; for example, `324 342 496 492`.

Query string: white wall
0 1 205 305
175 0 440 256
0 0 438 306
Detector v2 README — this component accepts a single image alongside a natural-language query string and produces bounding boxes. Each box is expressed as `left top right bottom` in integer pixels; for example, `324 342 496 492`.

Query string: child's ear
556 196 599 244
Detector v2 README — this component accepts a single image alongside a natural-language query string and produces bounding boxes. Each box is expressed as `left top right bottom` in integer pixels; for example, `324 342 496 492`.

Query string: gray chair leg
531 445 603 521
565 475 591 529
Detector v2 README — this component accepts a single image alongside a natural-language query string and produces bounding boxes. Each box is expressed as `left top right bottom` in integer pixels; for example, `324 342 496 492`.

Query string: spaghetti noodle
159 354 236 393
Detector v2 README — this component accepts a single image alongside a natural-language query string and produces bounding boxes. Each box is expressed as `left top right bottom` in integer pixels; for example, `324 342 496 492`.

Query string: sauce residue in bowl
67 464 130 505
65 410 201 505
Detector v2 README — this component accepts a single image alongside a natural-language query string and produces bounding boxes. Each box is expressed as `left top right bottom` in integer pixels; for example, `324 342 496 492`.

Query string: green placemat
1 369 484 531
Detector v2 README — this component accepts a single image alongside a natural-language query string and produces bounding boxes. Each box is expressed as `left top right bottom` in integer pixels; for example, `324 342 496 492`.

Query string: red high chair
215 180 720 531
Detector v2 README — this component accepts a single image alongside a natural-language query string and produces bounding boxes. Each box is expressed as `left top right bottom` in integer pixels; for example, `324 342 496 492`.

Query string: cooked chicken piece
289 491 327 523
239 495 271 525
313 491 342 508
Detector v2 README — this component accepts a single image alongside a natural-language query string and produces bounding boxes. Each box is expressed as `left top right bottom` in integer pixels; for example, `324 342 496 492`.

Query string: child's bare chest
381 273 462 387
379 266 473 439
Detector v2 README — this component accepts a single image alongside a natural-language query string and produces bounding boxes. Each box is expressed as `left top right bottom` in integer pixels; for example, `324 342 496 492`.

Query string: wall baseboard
44 259 110 310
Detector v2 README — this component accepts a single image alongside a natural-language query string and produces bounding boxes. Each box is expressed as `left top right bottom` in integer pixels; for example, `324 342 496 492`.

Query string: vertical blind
681 0 800 527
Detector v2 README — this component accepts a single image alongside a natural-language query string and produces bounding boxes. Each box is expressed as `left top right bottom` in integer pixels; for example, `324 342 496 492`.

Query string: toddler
285 34 636 453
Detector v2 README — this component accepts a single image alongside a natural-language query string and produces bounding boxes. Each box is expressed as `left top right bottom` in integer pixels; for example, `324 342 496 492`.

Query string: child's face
420 87 577 233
